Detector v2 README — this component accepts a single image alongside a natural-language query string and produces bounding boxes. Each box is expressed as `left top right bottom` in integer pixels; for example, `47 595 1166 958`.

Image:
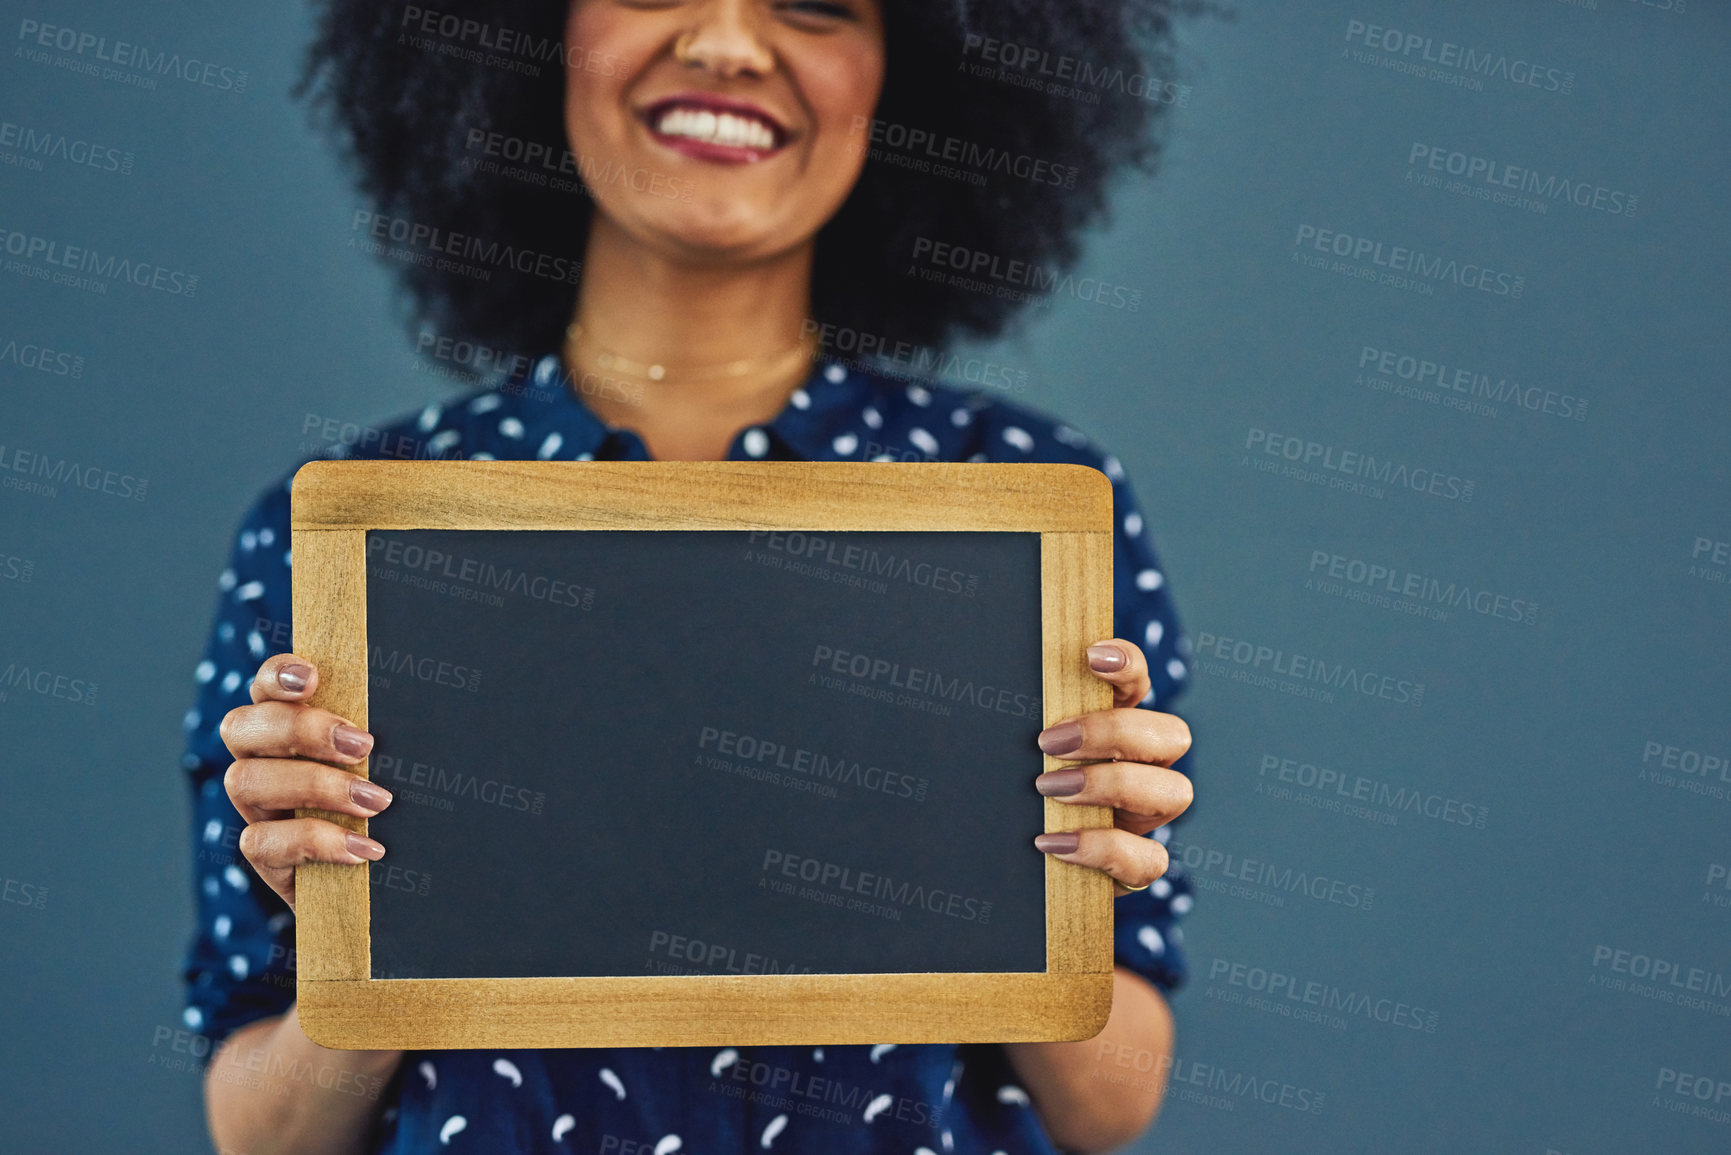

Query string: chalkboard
290 460 1117 1050
365 528 1046 981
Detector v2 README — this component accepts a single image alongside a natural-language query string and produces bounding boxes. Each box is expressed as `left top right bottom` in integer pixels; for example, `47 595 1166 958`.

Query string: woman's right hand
220 652 391 910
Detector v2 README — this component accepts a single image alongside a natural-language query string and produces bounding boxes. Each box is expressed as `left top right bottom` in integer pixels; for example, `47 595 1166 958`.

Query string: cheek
562 6 636 149
800 49 884 144
564 76 609 150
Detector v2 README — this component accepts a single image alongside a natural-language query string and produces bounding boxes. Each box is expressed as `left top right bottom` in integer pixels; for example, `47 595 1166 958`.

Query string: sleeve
178 477 301 1045
1099 453 1197 997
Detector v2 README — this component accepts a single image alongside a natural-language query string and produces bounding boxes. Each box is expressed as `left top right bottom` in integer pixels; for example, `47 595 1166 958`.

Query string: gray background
1 0 1726 1151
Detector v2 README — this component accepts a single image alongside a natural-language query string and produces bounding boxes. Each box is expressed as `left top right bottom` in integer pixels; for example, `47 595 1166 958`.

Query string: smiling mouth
641 97 790 162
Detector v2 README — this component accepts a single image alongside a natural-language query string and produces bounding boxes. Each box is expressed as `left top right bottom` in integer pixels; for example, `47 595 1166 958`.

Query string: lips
640 94 790 163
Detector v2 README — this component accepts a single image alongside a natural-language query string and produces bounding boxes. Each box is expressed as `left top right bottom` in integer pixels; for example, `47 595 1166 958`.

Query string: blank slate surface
363 528 1047 981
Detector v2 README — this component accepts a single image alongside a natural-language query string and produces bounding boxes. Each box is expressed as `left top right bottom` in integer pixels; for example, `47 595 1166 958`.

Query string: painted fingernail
350 780 393 814
1034 831 1081 855
1087 643 1126 673
1036 769 1086 796
333 724 374 758
346 833 385 861
1037 721 1082 756
278 663 312 693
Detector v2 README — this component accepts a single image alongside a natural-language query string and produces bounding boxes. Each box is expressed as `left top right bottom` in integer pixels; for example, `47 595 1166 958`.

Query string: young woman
184 1 1200 1151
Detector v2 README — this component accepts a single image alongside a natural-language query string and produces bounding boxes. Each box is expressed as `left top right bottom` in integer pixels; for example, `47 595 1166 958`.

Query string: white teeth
654 106 777 150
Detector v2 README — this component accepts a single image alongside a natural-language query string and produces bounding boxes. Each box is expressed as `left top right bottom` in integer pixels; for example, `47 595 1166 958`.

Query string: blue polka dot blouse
180 354 1196 1154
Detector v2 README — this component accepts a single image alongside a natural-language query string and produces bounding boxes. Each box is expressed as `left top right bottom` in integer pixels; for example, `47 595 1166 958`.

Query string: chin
633 200 793 261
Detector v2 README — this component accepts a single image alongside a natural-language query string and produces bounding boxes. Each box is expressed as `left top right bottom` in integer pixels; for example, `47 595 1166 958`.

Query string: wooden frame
291 460 1116 1050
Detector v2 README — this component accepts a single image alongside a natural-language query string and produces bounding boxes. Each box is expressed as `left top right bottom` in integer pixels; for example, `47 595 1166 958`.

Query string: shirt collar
513 353 880 462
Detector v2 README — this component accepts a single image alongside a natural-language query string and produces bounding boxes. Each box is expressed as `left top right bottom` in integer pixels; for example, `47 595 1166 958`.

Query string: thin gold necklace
563 321 817 385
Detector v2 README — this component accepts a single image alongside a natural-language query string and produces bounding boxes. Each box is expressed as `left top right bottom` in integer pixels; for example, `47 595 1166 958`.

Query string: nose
674 0 776 78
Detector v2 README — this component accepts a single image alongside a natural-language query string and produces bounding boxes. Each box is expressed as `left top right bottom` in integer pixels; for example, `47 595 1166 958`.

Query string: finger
220 700 374 764
249 653 320 704
1036 706 1191 767
238 817 386 909
1033 762 1193 835
1032 827 1169 891
225 758 393 827
1085 638 1151 709
239 816 384 871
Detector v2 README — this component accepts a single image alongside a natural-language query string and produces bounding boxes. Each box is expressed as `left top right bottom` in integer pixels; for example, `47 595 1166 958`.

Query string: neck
565 217 818 446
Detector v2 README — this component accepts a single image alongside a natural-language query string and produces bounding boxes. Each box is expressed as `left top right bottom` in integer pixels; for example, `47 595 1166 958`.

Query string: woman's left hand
1031 638 1194 893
